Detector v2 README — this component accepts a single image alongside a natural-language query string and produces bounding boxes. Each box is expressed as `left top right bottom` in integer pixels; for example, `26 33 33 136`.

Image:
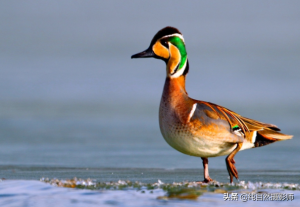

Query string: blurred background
0 1 299 180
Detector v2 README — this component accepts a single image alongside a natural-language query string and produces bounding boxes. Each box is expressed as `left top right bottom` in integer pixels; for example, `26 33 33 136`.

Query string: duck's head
131 26 189 78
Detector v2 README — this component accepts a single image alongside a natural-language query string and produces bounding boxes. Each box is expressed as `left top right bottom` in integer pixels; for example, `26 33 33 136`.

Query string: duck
131 26 293 183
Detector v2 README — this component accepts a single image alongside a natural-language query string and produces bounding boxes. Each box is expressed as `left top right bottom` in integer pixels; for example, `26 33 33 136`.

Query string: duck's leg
226 143 243 183
201 157 213 183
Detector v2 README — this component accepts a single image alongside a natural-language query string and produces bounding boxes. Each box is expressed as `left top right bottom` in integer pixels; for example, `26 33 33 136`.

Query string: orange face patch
167 44 181 75
152 41 169 59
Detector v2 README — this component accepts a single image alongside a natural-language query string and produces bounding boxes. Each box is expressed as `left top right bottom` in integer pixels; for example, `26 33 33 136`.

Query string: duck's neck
162 58 190 107
160 75 193 124
162 75 188 103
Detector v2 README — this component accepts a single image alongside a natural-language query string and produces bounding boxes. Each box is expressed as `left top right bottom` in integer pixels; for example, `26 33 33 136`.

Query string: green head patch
168 36 187 71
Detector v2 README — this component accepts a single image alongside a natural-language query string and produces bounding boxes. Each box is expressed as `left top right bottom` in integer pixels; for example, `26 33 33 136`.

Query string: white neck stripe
170 58 187 78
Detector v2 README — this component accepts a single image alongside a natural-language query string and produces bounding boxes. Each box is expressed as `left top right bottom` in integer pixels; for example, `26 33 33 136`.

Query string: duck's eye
160 39 169 48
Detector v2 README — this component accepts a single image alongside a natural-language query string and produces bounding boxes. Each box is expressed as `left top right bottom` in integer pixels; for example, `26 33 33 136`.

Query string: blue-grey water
0 1 300 206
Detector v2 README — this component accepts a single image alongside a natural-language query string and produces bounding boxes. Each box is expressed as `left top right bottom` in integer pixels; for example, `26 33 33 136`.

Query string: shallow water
1 179 300 207
1 167 300 206
1 167 300 184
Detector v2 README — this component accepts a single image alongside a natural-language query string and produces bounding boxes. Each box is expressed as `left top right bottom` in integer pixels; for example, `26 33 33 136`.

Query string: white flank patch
252 131 257 143
240 131 257 151
188 103 197 122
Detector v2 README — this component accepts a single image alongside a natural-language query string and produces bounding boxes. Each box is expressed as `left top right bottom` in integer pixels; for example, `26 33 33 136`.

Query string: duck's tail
254 128 293 147
232 115 293 148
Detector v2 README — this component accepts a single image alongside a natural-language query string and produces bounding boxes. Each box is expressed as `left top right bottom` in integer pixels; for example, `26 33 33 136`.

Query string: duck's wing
189 101 244 143
191 100 292 145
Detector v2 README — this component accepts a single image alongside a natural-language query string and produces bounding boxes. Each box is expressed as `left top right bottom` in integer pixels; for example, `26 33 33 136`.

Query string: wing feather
196 101 281 135
194 100 292 143
197 101 250 135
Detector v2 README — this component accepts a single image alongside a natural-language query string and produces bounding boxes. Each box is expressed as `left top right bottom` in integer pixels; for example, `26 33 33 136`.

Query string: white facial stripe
170 58 187 78
162 33 187 78
188 103 197 122
167 43 181 76
162 34 185 43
